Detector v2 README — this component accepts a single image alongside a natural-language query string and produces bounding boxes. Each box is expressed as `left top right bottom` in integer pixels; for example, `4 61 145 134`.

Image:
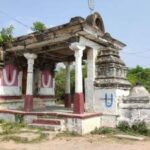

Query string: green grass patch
0 122 25 135
91 127 118 135
117 121 150 136
1 131 48 143
0 121 48 143
91 121 150 137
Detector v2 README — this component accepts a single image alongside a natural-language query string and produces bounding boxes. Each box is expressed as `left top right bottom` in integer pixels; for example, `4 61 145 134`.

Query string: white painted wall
85 78 95 111
85 48 98 112
118 103 150 126
0 71 22 96
38 79 55 95
94 88 129 115
0 86 21 96
66 116 101 135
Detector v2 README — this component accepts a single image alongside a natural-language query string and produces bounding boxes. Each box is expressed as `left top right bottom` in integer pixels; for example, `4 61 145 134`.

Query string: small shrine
0 12 132 134
119 84 150 125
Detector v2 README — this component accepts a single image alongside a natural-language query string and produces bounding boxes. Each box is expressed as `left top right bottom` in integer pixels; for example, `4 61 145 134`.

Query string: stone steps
33 98 46 110
32 118 63 125
28 123 62 131
29 118 65 132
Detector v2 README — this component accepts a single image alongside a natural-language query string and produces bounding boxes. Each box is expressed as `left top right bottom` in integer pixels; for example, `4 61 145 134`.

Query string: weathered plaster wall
66 116 101 135
0 113 15 122
101 114 118 128
85 49 97 112
118 103 150 125
85 78 95 112
0 100 23 109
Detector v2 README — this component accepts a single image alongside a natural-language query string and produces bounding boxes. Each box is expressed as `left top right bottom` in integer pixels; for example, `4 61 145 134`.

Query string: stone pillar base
73 93 84 114
64 94 71 108
24 95 33 112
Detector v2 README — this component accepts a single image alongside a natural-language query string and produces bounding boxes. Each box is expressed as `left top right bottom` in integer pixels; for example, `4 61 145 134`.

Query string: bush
117 121 131 132
117 121 150 136
91 127 117 135
132 121 149 135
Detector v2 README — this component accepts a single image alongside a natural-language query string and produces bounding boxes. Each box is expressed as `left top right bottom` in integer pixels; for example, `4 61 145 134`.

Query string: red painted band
0 109 102 119
24 95 33 112
64 94 71 108
73 93 84 114
0 96 22 100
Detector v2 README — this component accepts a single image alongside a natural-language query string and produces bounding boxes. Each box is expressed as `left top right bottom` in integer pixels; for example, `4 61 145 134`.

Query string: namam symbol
105 93 113 108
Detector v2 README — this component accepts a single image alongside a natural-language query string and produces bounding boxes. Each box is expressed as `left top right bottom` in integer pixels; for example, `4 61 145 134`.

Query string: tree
55 63 87 101
55 65 150 102
0 25 14 46
31 21 47 32
127 66 150 92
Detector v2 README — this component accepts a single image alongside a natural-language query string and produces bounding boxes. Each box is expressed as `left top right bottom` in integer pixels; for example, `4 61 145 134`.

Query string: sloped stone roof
129 85 150 97
123 85 150 103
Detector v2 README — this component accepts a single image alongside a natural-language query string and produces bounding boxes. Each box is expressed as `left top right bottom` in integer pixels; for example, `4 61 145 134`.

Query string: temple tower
94 42 131 124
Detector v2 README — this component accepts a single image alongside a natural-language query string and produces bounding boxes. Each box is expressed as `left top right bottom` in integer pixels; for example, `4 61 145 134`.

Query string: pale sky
0 0 150 68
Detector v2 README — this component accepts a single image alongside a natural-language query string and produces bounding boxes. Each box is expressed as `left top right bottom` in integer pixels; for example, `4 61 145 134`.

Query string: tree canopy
55 65 150 101
0 25 14 46
127 66 150 91
31 21 47 32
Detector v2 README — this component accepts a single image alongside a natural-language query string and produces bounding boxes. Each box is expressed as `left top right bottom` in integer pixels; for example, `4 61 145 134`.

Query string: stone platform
0 105 102 135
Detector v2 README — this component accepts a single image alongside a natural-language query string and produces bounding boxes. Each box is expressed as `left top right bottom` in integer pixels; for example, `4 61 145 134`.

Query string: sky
0 0 150 68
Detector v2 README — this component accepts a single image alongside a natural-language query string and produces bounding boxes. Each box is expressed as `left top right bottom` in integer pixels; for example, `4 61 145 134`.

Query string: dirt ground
0 134 150 150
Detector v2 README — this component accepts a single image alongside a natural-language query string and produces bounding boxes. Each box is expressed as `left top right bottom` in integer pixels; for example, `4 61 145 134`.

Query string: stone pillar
70 43 85 114
64 62 72 108
87 49 97 81
24 53 37 112
85 48 97 112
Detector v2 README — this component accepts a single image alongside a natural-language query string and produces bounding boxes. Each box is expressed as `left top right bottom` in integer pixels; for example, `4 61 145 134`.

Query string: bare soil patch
0 134 150 150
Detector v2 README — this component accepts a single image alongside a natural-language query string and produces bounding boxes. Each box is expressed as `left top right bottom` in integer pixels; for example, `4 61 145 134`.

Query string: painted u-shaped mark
105 93 113 108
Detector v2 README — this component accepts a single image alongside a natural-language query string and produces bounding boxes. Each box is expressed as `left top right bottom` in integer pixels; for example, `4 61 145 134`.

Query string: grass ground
0 121 150 150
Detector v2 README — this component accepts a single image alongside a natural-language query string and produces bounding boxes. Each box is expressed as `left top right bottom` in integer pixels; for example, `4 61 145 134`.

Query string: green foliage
0 119 4 123
31 21 47 32
132 121 149 135
1 122 25 135
117 121 150 136
15 114 24 123
91 127 117 135
0 25 14 45
127 66 150 92
2 132 47 143
55 63 87 101
0 121 47 143
117 121 131 132
92 121 150 136
55 68 66 101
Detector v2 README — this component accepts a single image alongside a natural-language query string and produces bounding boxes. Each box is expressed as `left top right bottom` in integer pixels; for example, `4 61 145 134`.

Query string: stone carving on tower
95 45 131 89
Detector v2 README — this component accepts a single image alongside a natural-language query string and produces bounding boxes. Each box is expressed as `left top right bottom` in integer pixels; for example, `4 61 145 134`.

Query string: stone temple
0 12 149 134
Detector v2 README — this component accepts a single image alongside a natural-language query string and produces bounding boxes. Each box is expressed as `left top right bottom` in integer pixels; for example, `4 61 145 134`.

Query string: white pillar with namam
70 43 85 114
24 53 37 111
